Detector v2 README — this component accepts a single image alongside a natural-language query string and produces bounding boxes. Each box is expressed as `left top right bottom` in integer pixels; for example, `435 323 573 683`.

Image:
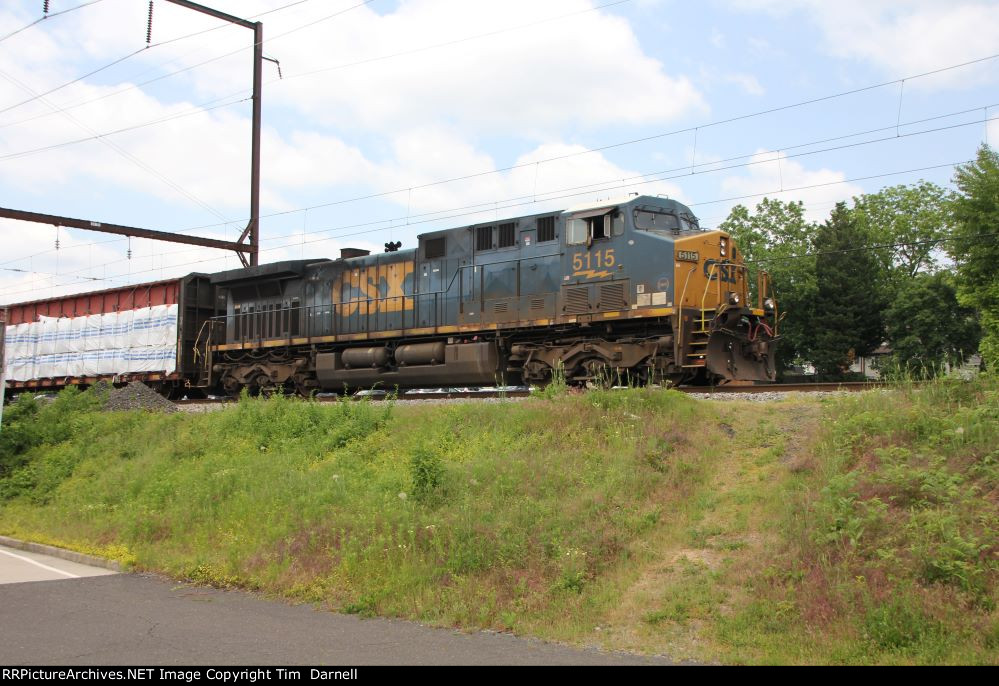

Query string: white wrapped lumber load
37 316 58 355
84 314 103 351
6 305 179 380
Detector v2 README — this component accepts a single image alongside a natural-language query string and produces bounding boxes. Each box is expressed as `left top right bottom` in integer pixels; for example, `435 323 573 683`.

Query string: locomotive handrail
213 260 570 345
698 261 750 332
675 265 698 362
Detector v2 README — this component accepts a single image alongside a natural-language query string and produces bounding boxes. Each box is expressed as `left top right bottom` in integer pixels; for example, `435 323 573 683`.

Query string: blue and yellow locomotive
206 195 778 394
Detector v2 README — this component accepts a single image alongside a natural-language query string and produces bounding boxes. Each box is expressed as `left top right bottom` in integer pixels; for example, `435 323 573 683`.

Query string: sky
0 0 996 305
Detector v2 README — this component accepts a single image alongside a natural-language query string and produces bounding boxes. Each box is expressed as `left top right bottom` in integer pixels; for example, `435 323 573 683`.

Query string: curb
0 535 122 572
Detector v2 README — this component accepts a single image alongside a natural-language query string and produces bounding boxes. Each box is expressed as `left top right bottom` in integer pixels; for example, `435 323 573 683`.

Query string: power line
247 51 999 217
2 52 993 272
0 265 101 281
3 106 990 276
0 95 252 161
1 158 973 301
245 118 997 249
0 0 107 45
26 106 991 276
0 0 322 118
0 0 376 128
0 65 239 231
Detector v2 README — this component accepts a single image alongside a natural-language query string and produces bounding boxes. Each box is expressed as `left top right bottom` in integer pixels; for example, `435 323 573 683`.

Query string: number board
676 250 699 262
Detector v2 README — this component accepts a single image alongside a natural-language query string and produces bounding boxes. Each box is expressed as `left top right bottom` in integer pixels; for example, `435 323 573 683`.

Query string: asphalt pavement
0 543 117 585
0 569 675 665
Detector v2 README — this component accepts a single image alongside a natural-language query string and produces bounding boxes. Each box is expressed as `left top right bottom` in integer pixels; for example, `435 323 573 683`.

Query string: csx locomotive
205 194 778 395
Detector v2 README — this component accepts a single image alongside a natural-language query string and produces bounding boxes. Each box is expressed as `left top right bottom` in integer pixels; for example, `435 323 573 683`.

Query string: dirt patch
779 404 821 472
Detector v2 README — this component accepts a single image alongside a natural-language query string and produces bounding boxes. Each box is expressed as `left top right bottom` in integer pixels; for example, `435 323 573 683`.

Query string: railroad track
680 381 903 394
173 381 895 405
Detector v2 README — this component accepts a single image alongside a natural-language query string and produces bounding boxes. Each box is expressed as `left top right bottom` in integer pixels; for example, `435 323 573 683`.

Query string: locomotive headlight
719 237 728 257
764 297 775 312
728 292 741 306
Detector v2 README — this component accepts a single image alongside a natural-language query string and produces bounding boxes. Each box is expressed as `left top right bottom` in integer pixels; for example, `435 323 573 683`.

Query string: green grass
723 376 999 664
1 377 995 664
0 386 719 635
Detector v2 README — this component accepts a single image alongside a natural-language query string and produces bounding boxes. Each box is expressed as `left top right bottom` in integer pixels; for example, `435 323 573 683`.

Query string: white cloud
0 0 706 229
724 73 765 96
717 150 864 222
0 65 376 213
262 0 706 135
8 0 704 134
730 1 999 87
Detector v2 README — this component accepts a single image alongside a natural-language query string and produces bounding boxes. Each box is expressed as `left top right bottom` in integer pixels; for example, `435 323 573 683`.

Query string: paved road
0 543 117 585
0 572 674 665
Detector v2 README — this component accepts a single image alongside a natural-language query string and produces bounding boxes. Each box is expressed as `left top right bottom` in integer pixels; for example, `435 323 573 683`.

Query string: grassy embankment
0 378 995 664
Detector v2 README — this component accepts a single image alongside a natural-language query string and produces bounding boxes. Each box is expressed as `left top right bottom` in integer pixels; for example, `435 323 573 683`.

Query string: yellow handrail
698 261 750 332
675 265 697 361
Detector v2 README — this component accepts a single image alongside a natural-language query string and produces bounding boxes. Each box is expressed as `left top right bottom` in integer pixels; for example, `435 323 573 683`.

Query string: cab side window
566 211 622 245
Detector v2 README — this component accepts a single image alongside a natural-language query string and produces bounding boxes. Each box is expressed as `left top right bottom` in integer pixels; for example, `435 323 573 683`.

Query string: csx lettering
333 262 414 315
704 259 737 284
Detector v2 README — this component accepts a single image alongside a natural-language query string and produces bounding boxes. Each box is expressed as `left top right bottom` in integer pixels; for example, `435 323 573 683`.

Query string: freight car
3 195 778 397
203 195 778 395
2 274 215 398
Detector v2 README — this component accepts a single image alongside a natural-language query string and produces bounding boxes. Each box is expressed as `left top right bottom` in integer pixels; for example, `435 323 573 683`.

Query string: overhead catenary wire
9 103 990 277
0 159 979 301
2 105 993 277
0 66 241 233
0 39 994 278
0 0 107 45
0 0 377 127
0 0 326 118
3 78 991 249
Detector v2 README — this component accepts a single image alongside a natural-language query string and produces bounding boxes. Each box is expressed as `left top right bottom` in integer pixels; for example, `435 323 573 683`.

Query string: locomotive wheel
581 358 613 389
522 360 551 385
221 375 243 398
254 374 279 398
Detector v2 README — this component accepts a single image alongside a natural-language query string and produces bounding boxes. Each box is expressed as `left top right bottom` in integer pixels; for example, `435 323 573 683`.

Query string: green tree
882 272 981 377
810 203 885 376
850 181 950 284
948 145 999 369
719 197 817 371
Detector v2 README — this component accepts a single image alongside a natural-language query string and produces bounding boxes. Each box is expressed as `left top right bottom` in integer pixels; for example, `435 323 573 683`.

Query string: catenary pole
164 0 262 266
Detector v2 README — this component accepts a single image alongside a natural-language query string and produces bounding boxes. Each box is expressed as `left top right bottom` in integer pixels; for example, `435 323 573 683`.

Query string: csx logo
704 259 738 284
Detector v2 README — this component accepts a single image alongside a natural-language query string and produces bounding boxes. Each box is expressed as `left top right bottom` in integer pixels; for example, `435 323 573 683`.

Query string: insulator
146 1 154 45
43 1 50 16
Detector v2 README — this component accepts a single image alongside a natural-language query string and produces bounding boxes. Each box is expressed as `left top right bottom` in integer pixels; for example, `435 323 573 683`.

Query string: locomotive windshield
634 210 699 233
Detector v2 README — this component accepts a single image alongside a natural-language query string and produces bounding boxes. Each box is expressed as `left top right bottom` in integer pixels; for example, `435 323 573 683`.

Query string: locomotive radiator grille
598 282 626 309
564 286 590 314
